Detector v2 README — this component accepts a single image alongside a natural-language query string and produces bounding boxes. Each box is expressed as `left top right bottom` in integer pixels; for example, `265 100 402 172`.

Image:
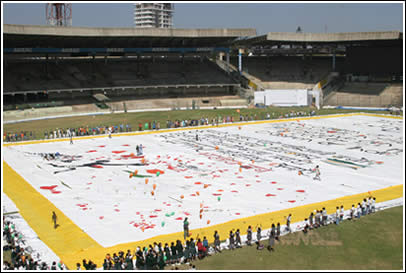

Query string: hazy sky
2 1 404 35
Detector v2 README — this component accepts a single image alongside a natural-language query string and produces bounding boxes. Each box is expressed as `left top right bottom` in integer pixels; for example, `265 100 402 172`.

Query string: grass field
167 206 403 270
3 107 400 140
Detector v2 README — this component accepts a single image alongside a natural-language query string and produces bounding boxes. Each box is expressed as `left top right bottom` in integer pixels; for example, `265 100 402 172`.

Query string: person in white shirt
335 207 340 225
367 197 372 214
372 197 376 213
322 208 327 225
350 204 356 220
340 205 345 221
361 199 367 216
357 203 362 218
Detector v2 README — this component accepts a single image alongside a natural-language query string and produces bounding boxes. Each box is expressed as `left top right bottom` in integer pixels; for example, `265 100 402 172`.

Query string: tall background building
134 3 174 28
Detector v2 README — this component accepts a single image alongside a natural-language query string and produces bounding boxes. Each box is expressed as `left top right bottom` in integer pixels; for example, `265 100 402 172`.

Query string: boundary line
2 113 403 268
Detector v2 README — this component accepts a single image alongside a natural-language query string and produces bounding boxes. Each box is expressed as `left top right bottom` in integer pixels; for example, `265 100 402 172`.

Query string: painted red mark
230 183 236 186
114 209 120 212
40 185 58 190
328 131 337 133
175 217 183 220
184 176 193 179
184 212 191 216
256 180 261 183
231 190 239 193
112 151 126 154
194 182 202 185
245 184 251 187
98 145 106 148
212 193 222 196
198 162 205 165
122 144 130 146
91 176 96 179
99 216 104 220
91 165 103 168
296 190 305 193
217 189 224 192
235 213 240 215
87 150 97 153
149 215 158 218
277 188 284 190
190 194 196 197
154 209 162 212
288 200 296 203
136 212 140 215
147 169 165 175
82 207 88 210
51 190 61 194
212 175 221 178
237 176 244 179
266 194 276 197
271 181 277 184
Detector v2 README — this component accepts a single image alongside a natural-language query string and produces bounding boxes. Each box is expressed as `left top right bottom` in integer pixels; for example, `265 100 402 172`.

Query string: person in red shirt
196 238 207 259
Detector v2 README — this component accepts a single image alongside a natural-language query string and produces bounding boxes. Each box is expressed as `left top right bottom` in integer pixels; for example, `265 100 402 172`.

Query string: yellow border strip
3 113 403 268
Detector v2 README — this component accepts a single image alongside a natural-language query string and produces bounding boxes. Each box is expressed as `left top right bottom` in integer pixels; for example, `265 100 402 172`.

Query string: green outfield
167 206 403 270
3 107 401 140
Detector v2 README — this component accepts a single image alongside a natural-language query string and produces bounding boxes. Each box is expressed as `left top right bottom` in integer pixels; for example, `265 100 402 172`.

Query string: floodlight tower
46 3 72 26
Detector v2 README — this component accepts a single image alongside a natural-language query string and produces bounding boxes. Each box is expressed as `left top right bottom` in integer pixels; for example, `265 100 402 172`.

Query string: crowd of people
72 195 377 270
4 110 318 143
3 195 378 270
3 218 66 270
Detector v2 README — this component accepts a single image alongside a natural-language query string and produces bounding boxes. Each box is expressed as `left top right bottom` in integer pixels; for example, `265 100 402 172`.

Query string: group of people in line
4 110 319 143
4 195 378 270
3 219 66 270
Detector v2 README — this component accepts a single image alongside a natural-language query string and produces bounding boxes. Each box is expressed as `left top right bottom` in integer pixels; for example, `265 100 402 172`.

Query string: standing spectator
340 205 345 221
175 240 183 264
183 217 189 240
372 197 376 213
228 230 235 250
235 229 242 248
350 204 356 220
309 212 314 228
189 238 197 260
335 207 340 225
276 222 281 241
256 226 262 242
303 218 310 233
246 226 253 246
286 214 292 232
357 203 362 218
170 242 177 264
202 236 209 251
267 227 276 251
135 247 144 269
367 197 372 214
362 199 367 216
213 230 221 253
322 208 328 225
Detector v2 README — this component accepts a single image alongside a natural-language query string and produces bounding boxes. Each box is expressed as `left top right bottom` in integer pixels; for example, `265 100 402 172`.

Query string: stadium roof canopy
234 31 403 47
3 24 257 48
